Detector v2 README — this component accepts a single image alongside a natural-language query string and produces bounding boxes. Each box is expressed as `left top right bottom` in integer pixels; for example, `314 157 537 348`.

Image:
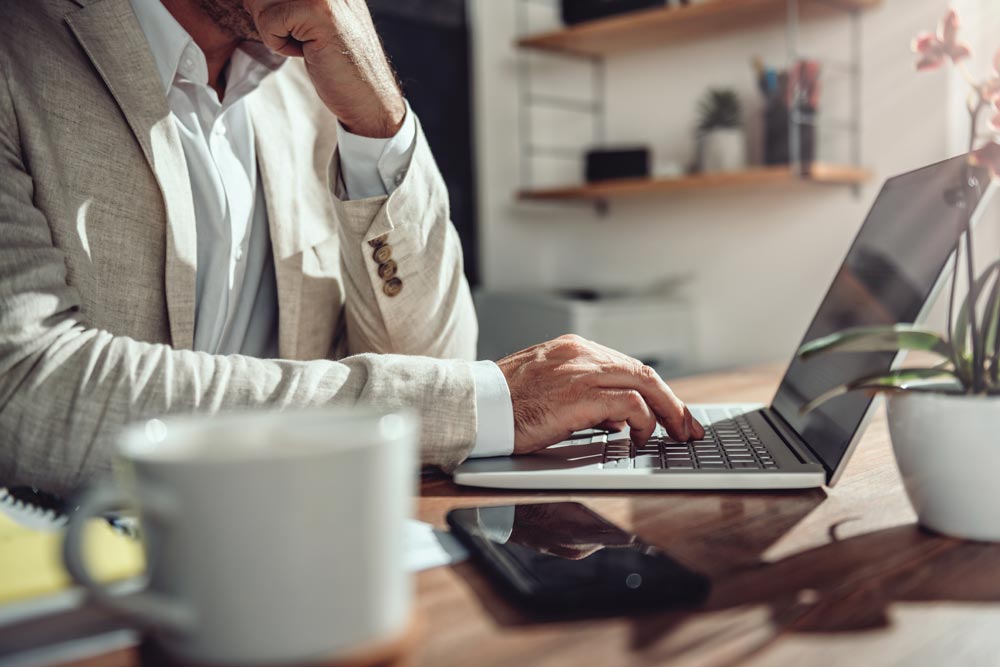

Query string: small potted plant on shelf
797 8 1000 542
696 88 747 174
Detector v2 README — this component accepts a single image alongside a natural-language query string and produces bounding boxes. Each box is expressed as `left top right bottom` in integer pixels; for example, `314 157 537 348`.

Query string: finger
685 406 706 440
566 337 703 441
250 0 316 56
587 389 657 447
589 364 694 441
596 419 628 433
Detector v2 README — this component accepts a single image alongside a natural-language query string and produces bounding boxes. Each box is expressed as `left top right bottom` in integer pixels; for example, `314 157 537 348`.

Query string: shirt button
377 259 398 280
383 277 403 297
393 170 406 187
372 245 392 264
213 124 226 137
368 234 388 249
234 247 244 261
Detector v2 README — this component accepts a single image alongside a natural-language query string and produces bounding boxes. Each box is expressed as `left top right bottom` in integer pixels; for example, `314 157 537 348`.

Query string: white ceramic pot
887 392 1000 542
700 128 747 173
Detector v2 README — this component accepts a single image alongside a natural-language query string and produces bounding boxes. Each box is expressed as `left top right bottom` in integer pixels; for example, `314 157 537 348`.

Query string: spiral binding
0 487 139 538
0 487 67 531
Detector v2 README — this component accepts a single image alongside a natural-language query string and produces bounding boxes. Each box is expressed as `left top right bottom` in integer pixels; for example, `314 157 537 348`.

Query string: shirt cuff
475 506 516 544
468 360 515 459
335 101 418 200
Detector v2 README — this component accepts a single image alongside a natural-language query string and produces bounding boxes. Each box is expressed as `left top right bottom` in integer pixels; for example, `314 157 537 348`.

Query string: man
0 0 703 497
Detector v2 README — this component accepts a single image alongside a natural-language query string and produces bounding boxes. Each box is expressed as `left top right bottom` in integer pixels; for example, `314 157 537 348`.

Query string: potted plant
797 9 1000 542
696 88 747 173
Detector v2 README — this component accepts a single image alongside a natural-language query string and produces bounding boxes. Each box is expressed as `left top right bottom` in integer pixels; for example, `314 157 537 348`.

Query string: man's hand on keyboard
497 335 705 455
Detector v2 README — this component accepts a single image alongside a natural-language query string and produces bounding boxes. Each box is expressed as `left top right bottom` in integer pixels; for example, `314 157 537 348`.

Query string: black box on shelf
585 147 650 182
560 0 667 26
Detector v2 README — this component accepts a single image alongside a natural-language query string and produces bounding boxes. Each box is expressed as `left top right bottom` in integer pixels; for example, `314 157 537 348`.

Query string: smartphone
446 502 710 612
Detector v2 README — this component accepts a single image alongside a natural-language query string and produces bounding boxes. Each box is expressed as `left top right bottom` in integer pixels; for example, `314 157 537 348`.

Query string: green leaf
952 260 1000 377
797 324 951 360
983 271 1000 388
799 368 962 415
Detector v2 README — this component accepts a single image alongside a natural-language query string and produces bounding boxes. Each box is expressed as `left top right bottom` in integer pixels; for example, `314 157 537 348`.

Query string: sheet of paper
404 519 469 572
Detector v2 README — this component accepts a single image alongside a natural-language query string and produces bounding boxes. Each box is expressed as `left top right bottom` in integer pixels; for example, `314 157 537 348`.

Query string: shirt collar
129 0 285 95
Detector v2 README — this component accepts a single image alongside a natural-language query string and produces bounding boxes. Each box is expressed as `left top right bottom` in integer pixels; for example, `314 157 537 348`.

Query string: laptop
455 156 992 490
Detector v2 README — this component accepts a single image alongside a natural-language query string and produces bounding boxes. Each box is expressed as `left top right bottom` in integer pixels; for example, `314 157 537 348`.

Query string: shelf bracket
516 0 607 194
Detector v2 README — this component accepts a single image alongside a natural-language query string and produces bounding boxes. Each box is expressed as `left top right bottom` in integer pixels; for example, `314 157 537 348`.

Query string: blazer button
383 277 403 297
373 245 393 264
368 234 388 248
378 259 398 280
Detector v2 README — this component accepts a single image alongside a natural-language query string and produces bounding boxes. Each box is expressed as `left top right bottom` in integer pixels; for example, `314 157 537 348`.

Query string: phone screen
447 502 710 611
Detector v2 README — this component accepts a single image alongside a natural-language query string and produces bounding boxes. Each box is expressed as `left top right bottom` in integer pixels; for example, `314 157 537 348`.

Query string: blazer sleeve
329 115 479 362
0 69 478 497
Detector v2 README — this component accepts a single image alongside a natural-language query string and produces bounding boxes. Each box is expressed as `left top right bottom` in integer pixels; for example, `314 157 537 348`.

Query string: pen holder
764 103 816 173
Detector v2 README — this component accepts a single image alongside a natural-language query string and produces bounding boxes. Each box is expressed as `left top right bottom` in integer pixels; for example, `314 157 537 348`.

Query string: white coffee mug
63 409 419 665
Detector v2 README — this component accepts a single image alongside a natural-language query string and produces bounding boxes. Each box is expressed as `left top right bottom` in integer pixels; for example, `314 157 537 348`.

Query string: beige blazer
0 0 480 496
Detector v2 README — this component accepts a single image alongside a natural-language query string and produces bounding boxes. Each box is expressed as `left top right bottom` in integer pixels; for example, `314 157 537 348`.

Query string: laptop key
634 455 662 469
731 461 761 469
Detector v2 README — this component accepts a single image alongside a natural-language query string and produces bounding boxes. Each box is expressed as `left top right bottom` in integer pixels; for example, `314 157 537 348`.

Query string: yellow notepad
0 504 145 606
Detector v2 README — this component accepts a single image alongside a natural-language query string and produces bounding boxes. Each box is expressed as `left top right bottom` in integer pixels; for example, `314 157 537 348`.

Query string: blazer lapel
65 0 198 350
246 86 305 360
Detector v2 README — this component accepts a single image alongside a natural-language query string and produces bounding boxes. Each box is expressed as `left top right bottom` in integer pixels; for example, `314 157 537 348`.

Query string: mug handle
62 483 194 635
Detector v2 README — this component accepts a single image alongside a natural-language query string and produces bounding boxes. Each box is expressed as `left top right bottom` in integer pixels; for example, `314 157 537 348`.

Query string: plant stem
965 96 986 392
965 219 982 392
947 242 962 377
969 103 983 154
958 62 979 89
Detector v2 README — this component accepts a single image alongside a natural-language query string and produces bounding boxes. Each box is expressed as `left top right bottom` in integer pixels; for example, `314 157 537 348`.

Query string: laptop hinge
761 409 829 475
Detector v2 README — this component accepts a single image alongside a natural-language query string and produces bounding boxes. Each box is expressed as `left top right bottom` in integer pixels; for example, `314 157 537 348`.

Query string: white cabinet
475 290 695 375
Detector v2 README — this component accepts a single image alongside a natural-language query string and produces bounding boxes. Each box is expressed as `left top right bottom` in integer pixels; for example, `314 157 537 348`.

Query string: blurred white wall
470 0 996 372
921 0 1000 333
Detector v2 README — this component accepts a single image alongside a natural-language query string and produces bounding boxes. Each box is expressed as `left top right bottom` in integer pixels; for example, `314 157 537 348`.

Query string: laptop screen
771 156 989 479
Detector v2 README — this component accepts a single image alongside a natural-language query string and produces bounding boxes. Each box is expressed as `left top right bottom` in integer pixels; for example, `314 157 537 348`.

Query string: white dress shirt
130 0 512 458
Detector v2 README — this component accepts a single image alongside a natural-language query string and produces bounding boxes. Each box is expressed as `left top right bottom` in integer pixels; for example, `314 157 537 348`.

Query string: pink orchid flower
970 141 1000 179
912 9 972 71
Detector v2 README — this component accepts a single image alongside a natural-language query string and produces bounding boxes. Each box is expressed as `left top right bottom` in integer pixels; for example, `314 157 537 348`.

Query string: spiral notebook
0 488 145 607
0 488 144 667
0 488 467 666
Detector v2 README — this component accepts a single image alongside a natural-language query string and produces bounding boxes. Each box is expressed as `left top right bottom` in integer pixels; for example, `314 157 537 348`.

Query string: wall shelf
517 0 881 56
514 0 880 211
518 163 872 202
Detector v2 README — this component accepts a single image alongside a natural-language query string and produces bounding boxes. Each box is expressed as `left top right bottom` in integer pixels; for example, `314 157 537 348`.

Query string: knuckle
559 334 588 356
666 405 687 427
624 390 644 411
561 333 586 346
637 363 657 381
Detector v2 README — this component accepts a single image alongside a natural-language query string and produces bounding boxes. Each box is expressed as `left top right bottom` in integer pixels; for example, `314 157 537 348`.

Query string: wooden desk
70 365 1000 667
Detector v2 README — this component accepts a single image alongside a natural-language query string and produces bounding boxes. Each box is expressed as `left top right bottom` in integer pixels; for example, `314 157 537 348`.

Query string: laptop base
453 404 826 491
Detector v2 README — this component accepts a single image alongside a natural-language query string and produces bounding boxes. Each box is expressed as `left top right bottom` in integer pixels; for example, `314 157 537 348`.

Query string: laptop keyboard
601 407 779 471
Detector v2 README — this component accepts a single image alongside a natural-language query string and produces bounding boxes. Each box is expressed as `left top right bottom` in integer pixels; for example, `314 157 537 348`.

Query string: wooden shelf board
517 164 872 201
517 0 881 56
